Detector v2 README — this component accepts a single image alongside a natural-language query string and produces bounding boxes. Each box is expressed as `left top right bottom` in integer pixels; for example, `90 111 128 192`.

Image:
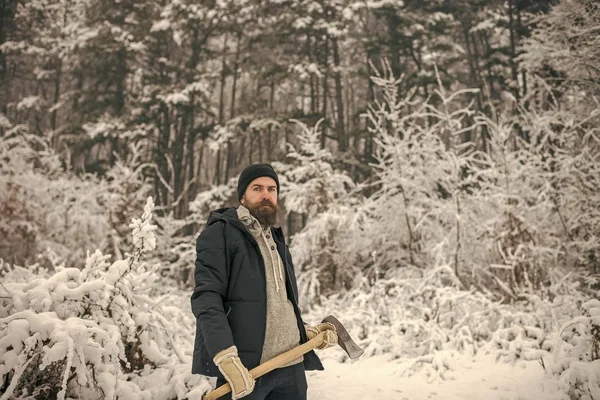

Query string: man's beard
247 199 279 227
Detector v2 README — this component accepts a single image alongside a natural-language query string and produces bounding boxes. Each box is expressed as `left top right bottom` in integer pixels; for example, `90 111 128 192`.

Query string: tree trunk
332 38 346 152
269 74 275 111
215 34 228 185
508 0 520 101
236 136 246 165
462 23 481 101
182 28 201 216
364 47 376 162
155 102 171 210
517 9 528 102
461 22 489 149
308 35 317 114
184 118 196 219
195 141 205 192
50 60 61 132
173 115 186 216
214 149 222 185
218 34 228 125
257 129 263 162
267 74 275 157
482 31 496 100
321 37 329 150
345 70 351 142
225 33 241 181
248 131 253 164
114 48 126 115
230 33 241 120
0 0 18 85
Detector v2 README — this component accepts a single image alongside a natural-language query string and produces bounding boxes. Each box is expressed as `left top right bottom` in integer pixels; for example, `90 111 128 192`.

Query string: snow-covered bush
187 177 237 221
305 240 585 376
0 197 205 400
461 114 561 300
0 123 110 268
358 66 577 300
551 299 600 400
274 119 360 301
104 141 154 260
0 117 157 269
519 0 600 277
358 67 477 274
519 0 600 105
300 63 598 302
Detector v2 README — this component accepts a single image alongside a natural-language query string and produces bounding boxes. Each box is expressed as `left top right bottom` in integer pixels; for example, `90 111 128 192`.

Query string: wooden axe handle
203 331 326 400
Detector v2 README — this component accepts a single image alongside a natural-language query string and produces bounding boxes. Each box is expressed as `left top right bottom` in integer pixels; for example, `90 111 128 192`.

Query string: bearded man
191 163 337 399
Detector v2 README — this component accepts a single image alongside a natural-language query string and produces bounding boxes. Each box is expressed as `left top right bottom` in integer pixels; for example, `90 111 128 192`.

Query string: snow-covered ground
1 199 598 400
308 350 558 400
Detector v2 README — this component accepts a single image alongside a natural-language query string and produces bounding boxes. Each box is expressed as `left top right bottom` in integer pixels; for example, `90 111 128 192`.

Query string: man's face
241 176 279 227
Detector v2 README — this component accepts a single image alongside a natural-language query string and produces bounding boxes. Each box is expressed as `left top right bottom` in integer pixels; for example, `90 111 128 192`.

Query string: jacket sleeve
190 221 235 359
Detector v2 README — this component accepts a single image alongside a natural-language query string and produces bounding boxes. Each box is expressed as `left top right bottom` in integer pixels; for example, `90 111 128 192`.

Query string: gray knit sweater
237 206 303 367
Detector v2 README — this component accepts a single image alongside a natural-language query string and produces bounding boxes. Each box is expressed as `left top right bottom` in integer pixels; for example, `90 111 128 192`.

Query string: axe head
321 315 364 359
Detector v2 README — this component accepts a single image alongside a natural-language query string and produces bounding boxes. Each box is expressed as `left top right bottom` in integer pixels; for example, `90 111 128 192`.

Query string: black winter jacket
190 207 323 377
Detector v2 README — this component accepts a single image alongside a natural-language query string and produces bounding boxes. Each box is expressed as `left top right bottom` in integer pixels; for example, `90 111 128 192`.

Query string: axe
203 315 364 400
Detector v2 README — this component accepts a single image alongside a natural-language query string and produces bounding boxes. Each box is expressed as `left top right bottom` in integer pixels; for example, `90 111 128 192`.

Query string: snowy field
304 300 591 400
197 331 561 400
309 348 550 400
1 199 598 400
178 287 592 400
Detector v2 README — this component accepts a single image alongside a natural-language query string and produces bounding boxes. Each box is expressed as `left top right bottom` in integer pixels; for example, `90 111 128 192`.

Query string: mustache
260 199 274 207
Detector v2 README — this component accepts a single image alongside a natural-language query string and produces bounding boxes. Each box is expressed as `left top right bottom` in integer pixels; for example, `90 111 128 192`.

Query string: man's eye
269 188 276 192
254 187 261 191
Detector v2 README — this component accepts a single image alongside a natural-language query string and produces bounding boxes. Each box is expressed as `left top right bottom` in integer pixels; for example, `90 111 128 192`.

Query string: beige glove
305 322 338 350
213 345 255 399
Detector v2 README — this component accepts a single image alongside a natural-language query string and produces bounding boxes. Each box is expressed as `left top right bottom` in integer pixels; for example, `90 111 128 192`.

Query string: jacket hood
206 207 256 244
206 207 233 225
206 207 286 245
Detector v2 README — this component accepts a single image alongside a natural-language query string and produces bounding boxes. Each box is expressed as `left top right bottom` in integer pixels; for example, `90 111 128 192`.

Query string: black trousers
215 362 307 400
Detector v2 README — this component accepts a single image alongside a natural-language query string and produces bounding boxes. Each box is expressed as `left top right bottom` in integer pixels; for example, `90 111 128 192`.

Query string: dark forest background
1 0 599 299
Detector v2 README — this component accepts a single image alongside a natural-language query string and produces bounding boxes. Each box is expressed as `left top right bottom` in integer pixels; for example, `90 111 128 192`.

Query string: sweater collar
237 205 270 235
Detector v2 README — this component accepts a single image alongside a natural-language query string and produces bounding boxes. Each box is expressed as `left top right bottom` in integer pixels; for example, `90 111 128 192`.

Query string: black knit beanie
237 163 280 201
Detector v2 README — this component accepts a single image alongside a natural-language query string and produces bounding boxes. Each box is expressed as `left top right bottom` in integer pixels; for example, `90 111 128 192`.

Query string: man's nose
260 191 273 201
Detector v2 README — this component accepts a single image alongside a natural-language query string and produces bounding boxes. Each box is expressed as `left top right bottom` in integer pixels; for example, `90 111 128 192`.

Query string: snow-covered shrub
305 248 583 380
541 110 600 276
0 122 110 268
491 325 548 363
274 119 360 301
519 0 600 276
150 212 196 286
519 0 600 105
359 68 476 273
461 114 560 300
307 261 490 359
274 119 358 219
551 299 600 400
104 141 154 260
187 177 237 221
0 261 52 286
322 63 598 301
0 197 204 400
